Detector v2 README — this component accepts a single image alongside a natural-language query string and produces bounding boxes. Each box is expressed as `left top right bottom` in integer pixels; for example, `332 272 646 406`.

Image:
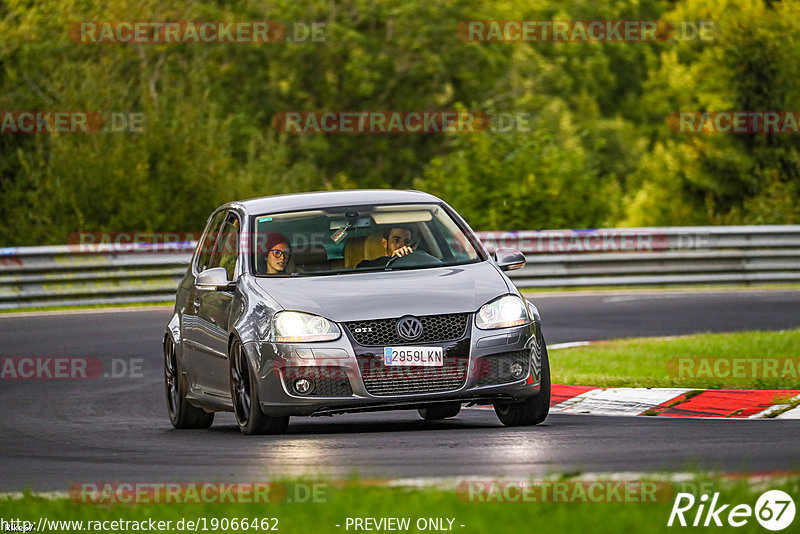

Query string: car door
191 212 241 397
181 210 227 381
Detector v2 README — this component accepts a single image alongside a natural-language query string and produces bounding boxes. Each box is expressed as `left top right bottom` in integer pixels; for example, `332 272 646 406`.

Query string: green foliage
0 0 798 245
415 101 620 230
623 0 800 226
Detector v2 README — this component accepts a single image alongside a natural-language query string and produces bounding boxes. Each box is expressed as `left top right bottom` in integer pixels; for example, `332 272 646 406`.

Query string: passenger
263 232 291 274
357 225 414 268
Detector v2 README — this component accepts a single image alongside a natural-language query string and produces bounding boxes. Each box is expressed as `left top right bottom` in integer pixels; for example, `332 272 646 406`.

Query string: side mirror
494 248 526 271
195 267 236 291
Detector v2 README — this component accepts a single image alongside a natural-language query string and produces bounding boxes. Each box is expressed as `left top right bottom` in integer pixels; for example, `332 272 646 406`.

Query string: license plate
383 347 443 367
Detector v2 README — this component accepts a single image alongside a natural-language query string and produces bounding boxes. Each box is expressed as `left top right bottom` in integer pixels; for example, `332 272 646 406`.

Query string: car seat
343 233 385 268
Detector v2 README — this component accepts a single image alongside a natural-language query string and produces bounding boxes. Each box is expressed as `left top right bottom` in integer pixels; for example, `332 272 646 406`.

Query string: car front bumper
243 320 543 417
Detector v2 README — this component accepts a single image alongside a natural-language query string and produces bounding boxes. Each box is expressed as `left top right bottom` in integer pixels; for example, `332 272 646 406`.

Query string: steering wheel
385 250 414 268
385 250 443 268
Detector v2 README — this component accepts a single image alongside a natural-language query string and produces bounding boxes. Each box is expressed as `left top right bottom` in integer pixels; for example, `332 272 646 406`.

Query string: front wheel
494 336 550 427
164 336 214 429
230 338 289 435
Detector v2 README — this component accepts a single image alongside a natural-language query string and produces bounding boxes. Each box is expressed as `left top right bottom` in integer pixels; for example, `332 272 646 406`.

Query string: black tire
230 338 289 435
164 336 214 429
418 402 462 421
494 336 550 427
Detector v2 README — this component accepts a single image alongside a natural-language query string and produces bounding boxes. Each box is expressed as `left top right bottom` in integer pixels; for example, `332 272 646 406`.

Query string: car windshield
250 203 483 276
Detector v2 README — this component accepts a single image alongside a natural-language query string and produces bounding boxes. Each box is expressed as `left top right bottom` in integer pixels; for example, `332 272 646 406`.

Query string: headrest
292 244 328 265
344 236 366 269
364 232 385 259
344 232 387 268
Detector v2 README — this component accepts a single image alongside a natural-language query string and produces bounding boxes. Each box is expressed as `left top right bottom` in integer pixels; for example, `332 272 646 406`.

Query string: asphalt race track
1 289 799 491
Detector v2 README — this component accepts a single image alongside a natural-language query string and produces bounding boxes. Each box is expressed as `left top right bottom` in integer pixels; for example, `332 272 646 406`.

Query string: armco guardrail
0 226 799 309
478 226 800 288
0 243 195 309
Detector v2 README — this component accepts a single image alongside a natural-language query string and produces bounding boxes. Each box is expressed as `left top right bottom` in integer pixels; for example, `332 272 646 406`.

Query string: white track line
774 404 800 419
548 341 595 350
749 394 800 419
551 388 691 416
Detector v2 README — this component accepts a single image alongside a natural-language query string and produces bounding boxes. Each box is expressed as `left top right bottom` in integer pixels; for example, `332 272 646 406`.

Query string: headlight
476 295 529 329
272 311 341 342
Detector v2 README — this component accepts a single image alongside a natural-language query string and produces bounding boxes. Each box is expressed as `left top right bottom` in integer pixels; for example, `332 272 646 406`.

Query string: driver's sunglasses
269 248 290 260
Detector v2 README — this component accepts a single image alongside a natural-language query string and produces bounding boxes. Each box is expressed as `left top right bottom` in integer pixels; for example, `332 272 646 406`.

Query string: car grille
475 351 530 387
344 313 470 346
282 366 353 397
357 355 469 396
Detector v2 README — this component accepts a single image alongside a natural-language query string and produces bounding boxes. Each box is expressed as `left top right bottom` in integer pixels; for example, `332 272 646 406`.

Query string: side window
209 214 240 281
431 210 478 261
195 211 227 273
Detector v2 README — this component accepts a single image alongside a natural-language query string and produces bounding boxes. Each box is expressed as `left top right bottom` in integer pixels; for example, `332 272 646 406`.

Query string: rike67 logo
668 490 796 530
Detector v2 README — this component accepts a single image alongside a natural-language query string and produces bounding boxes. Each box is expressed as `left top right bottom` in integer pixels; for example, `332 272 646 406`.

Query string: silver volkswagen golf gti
163 190 550 434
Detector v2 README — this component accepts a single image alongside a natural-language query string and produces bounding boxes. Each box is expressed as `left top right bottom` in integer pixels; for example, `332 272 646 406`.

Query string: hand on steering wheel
385 246 414 267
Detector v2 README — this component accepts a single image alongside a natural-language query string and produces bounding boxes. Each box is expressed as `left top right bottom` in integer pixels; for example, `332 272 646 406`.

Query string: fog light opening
294 378 314 395
510 361 525 379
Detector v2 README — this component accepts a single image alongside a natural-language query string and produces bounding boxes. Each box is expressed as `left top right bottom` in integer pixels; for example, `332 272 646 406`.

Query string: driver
357 225 414 268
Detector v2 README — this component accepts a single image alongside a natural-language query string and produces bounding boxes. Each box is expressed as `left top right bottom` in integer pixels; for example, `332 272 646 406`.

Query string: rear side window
195 210 227 273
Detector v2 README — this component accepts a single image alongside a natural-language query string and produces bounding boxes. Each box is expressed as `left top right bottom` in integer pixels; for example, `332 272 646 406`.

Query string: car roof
226 189 443 216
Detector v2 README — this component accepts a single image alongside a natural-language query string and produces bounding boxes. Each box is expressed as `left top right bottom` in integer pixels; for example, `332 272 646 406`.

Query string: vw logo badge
396 316 423 341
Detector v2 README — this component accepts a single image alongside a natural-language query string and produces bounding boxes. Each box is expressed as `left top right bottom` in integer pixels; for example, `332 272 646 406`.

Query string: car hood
250 261 511 322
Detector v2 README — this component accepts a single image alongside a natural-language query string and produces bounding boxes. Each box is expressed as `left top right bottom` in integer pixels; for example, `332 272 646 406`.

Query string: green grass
2 475 798 534
550 329 800 389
